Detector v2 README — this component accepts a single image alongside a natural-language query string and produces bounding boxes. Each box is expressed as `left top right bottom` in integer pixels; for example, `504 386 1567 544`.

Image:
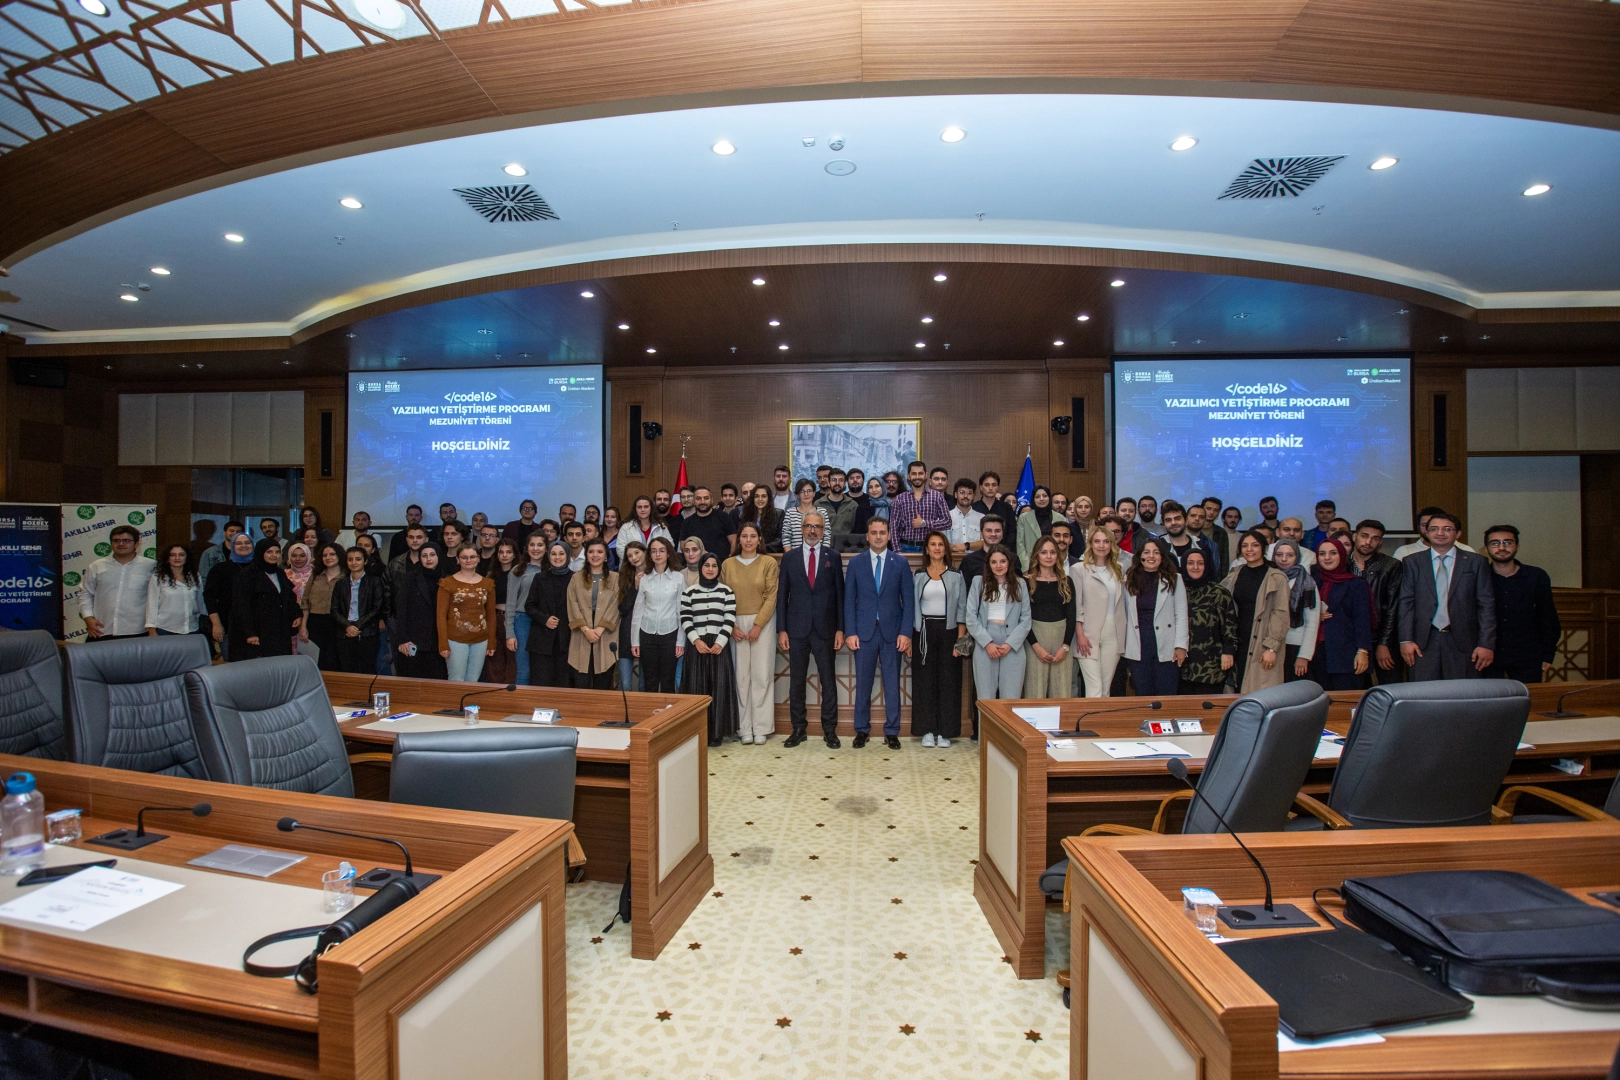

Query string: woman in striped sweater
680 552 741 745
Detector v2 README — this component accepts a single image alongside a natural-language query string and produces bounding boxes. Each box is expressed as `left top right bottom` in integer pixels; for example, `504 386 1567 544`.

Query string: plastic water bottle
1 772 45 876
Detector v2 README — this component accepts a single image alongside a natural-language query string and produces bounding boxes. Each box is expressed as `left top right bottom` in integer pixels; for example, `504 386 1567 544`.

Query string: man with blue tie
1396 511 1496 681
776 511 845 748
843 517 916 749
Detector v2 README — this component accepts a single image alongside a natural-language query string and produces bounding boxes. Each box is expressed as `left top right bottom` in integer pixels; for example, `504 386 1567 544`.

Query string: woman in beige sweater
721 523 780 744
567 538 620 689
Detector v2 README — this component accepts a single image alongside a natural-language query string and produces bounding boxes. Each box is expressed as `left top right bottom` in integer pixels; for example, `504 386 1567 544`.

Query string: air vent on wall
1219 157 1344 200
453 185 559 223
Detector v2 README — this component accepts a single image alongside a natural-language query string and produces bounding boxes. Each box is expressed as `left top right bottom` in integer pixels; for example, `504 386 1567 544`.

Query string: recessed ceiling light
503 164 527 177
778 344 789 351
933 273 947 282
920 316 933 324
752 277 766 286
801 137 816 147
339 197 363 209
768 319 780 326
646 347 657 354
224 233 243 242
617 323 630 330
1076 314 1090 322
712 139 736 156
1522 183 1551 197
119 293 139 302
150 266 170 276
1369 156 1398 171
1169 136 1197 152
940 126 966 143
1052 340 1064 347
1110 279 1125 287
914 342 926 349
580 290 594 298
477 328 492 334
77 0 108 14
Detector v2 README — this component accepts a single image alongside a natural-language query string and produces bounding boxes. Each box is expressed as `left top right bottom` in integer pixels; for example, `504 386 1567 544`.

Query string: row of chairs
0 629 580 827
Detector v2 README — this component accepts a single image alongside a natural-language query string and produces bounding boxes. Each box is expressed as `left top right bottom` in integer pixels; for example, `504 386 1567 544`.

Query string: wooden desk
977 681 1620 978
324 673 714 961
1063 824 1620 1080
0 753 571 1080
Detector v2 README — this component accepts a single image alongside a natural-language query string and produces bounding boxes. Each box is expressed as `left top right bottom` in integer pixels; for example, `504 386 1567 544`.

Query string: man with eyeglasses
80 525 155 640
1481 525 1560 685
1397 511 1495 680
776 511 845 749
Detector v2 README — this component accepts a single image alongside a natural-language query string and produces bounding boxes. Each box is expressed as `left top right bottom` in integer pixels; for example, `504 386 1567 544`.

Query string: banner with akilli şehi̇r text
60 504 156 643
0 505 63 637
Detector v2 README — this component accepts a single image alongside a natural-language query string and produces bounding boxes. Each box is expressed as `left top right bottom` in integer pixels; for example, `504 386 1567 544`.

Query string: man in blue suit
843 517 915 749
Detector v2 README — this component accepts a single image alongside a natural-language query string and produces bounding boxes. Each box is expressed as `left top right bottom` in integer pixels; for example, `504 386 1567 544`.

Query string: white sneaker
936 737 951 748
921 733 936 747
755 734 768 744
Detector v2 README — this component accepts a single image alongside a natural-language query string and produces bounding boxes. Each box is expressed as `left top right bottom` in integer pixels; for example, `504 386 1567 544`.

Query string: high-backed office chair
831 534 868 554
64 634 211 777
0 630 68 759
388 727 585 870
1289 679 1529 831
183 655 354 797
1494 770 1619 824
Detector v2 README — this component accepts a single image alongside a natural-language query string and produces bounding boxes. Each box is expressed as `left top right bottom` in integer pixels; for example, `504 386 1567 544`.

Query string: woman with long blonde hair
1071 524 1128 697
1022 536 1075 698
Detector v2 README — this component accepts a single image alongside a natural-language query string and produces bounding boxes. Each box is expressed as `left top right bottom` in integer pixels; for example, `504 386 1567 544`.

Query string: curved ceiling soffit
4 0 1619 261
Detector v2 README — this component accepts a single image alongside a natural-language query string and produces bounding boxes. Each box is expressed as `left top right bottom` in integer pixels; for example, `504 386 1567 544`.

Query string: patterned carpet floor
564 736 1071 1079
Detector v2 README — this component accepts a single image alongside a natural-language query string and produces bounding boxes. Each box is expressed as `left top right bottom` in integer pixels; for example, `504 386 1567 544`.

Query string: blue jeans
446 640 487 682
375 626 394 675
513 613 532 685
618 656 642 692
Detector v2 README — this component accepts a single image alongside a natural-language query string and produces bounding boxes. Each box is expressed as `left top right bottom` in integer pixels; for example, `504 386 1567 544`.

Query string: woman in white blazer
965 544 1032 705
1068 525 1129 697
1122 537 1188 696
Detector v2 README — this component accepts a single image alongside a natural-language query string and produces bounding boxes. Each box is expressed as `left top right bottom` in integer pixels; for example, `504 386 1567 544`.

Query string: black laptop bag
1342 870 1620 1007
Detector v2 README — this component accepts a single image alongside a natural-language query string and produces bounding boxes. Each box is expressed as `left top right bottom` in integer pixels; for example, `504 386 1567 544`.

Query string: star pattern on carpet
656 1010 672 1021
730 852 740 857
776 1017 793 1028
801 894 813 901
789 946 803 955
1024 1030 1042 1042
888 856 898 862
887 824 897 829
893 951 907 960
687 942 702 950
590 936 603 944
712 891 724 897
1001 955 1012 964
890 898 904 905
899 1024 916 1036
808 854 820 860
959 825 969 830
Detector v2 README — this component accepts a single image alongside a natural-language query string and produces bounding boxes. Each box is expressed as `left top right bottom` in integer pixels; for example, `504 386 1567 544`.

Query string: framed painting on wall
787 420 922 486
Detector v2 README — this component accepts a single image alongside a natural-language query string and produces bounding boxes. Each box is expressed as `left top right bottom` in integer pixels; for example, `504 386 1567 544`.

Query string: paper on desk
1518 741 1535 750
334 708 369 720
1093 740 1191 759
1315 738 1345 760
0 866 182 932
1012 706 1062 731
1278 1029 1385 1052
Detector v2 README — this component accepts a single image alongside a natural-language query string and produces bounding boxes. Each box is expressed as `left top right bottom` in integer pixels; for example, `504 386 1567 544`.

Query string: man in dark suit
775 511 845 749
1397 511 1496 680
843 517 916 750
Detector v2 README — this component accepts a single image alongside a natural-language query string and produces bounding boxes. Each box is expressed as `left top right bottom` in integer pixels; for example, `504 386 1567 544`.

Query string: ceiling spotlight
712 139 737 156
1369 156 1398 171
778 344 789 351
801 137 816 147
119 293 139 302
224 233 244 242
769 319 780 326
617 323 630 330
150 266 170 275
1052 340 1064 347
77 0 108 14
339 197 363 209
476 328 492 334
920 316 933 324
1169 136 1197 152
646 347 657 354
914 342 926 349
752 277 766 286
1110 279 1125 287
1076 314 1090 322
580 290 594 298
933 273 947 282
940 126 966 143
503 164 527 177
1522 183 1551 197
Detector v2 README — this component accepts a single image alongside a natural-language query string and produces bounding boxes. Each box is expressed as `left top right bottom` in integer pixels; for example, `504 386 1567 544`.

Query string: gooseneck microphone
1539 680 1616 719
434 682 517 716
277 817 440 891
1067 700 1160 733
1165 758 1316 929
343 670 384 708
601 642 636 728
88 802 212 851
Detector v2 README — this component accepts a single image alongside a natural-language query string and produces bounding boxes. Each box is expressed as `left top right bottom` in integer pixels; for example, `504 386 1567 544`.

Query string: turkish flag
670 454 690 517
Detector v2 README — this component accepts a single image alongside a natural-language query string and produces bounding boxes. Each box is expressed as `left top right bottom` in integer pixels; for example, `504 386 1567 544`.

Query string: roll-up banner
60 505 157 643
0 505 63 636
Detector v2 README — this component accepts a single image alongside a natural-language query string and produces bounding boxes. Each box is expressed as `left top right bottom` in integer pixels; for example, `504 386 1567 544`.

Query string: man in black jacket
958 516 1021 585
1350 519 1404 686
1481 524 1561 684
775 512 845 749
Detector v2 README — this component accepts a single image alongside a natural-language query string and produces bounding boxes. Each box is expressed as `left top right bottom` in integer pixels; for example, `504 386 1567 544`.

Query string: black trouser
639 630 679 693
788 631 838 736
1284 643 1309 682
395 648 447 679
1487 660 1545 684
911 617 961 739
572 655 613 690
529 651 572 688
304 614 341 671
335 632 380 675
1178 677 1226 695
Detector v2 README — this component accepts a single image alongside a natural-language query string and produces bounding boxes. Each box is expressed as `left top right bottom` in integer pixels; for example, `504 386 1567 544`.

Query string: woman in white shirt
1070 526 1128 697
146 544 203 636
1272 539 1320 681
910 531 966 747
617 496 671 555
965 544 1032 703
631 537 685 693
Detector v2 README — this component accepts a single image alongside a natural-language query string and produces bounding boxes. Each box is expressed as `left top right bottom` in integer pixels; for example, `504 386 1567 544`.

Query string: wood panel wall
1582 456 1620 591
303 387 346 529
1045 360 1109 514
1412 363 1469 535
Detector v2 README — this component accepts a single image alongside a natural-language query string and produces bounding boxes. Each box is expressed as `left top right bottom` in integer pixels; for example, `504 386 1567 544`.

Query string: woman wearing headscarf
394 545 448 679
524 541 576 688
1272 538 1320 683
205 531 256 659
1220 530 1291 693
229 538 302 661
1068 495 1095 540
1310 537 1373 691
1178 548 1239 695
1016 485 1067 570
680 552 740 745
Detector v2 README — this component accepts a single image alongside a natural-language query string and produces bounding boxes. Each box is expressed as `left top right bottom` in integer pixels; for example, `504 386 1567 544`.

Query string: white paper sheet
334 708 370 720
1092 740 1191 759
0 867 183 932
1278 1029 1385 1052
1315 738 1345 760
1012 706 1062 731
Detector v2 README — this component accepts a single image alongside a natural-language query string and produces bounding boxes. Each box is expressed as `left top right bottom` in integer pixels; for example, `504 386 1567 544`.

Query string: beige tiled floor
565 736 1070 1079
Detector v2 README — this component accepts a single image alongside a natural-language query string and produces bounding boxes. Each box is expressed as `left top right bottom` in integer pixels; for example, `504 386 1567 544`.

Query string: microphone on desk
1065 700 1159 734
87 802 211 851
1538 680 1616 719
1164 758 1316 929
343 670 384 709
277 818 440 891
599 642 636 728
433 682 517 717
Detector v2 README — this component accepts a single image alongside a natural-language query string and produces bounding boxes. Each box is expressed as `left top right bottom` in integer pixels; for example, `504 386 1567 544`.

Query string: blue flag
1015 453 1036 509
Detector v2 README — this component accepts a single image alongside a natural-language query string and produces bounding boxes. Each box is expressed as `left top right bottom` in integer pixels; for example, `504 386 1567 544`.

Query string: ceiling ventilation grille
454 185 559 222
1219 157 1344 199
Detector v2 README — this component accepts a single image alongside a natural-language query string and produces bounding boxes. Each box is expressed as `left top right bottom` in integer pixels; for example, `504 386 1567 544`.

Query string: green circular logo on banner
76 506 95 520
63 572 81 588
94 542 112 557
143 547 157 559
127 511 146 525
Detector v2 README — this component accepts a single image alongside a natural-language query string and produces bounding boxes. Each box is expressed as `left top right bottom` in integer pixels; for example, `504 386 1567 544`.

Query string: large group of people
75 464 1564 752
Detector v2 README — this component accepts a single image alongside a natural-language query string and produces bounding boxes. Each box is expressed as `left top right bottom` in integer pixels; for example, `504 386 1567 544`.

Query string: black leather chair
1290 679 1529 831
183 655 354 797
388 727 578 822
64 634 211 777
1040 680 1330 900
0 630 67 760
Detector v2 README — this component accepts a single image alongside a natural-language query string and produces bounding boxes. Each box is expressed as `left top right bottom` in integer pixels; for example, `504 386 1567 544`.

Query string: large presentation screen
1113 358 1411 529
347 365 603 526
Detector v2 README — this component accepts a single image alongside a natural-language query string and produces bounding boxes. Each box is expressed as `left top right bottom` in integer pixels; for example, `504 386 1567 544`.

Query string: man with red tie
776 511 846 748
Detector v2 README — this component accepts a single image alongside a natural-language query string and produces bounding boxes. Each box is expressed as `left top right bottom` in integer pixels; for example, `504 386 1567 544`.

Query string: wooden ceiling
4 0 1619 269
